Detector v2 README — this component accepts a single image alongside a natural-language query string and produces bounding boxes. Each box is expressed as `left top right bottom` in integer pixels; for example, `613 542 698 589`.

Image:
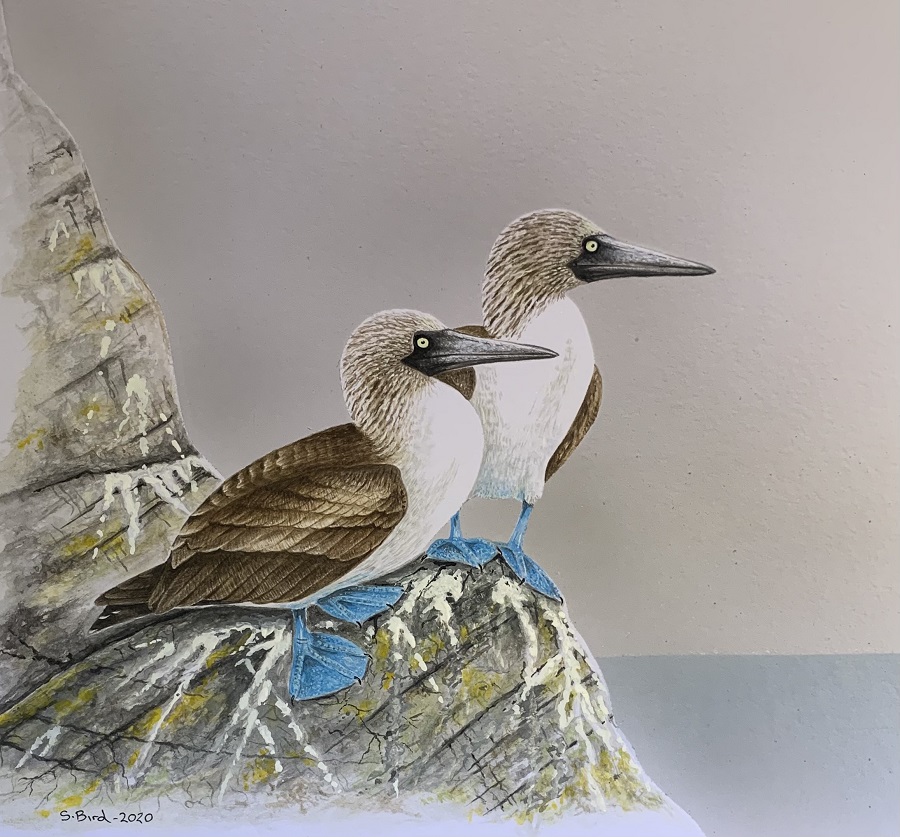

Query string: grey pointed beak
570 234 715 282
402 329 558 377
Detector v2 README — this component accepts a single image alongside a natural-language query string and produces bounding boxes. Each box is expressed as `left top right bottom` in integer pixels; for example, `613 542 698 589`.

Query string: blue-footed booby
430 209 715 599
92 309 556 701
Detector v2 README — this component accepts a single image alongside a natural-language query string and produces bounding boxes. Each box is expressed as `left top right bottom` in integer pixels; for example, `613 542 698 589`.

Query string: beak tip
527 345 559 361
676 259 715 277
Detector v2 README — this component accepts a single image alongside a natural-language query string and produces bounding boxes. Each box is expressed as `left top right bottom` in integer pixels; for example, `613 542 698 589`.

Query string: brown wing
97 423 407 613
451 324 490 338
434 324 489 400
544 366 603 482
438 368 476 400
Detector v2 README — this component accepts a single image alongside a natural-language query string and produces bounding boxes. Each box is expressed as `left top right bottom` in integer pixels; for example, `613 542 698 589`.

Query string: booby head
341 309 556 449
483 208 715 335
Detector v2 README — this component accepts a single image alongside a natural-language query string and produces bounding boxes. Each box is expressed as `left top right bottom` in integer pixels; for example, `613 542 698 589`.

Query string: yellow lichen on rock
595 748 662 811
75 395 115 434
127 707 164 739
54 778 101 812
205 630 253 669
16 428 45 450
0 664 91 730
556 747 660 814
55 794 83 811
117 297 146 323
459 667 503 710
160 679 215 730
59 235 96 275
433 784 483 812
59 532 100 558
243 756 280 790
417 633 445 664
340 699 377 722
373 627 391 662
53 686 98 719
53 776 108 813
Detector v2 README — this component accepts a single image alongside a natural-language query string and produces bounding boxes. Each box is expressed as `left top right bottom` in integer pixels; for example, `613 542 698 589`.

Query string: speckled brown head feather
483 209 598 338
340 309 444 455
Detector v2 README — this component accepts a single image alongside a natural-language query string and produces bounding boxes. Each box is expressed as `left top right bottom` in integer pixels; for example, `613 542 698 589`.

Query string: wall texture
3 0 898 657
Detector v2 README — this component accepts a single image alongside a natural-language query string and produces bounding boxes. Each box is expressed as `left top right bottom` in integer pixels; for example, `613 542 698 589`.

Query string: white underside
296 382 484 607
471 297 595 503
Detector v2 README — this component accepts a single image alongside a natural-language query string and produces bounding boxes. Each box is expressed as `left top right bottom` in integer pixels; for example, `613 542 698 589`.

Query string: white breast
310 383 485 601
471 297 594 503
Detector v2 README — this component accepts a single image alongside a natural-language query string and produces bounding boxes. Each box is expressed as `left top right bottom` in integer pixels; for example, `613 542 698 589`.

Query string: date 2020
58 810 153 824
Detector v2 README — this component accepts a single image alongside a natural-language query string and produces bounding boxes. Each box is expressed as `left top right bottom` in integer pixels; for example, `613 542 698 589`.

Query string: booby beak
402 329 558 377
570 234 715 282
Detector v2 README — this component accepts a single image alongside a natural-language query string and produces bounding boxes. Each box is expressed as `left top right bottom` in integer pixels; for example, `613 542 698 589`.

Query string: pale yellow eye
584 239 599 253
416 336 430 349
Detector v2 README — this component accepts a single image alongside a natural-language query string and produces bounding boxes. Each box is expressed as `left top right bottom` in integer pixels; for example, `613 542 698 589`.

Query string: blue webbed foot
427 536 497 567
316 584 404 623
493 500 562 601
426 511 498 567
289 610 368 701
496 544 562 602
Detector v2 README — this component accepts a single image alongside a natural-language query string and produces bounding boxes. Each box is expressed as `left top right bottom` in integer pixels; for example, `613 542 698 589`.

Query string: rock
0 7 220 706
0 561 678 823
0 6 702 833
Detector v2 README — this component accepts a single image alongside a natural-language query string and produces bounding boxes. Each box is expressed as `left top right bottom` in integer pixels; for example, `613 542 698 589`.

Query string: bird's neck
347 377 432 461
482 272 568 339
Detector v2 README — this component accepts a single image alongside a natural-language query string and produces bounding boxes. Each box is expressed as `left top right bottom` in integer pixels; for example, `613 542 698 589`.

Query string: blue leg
289 608 368 701
496 502 562 601
316 584 404 623
426 511 498 567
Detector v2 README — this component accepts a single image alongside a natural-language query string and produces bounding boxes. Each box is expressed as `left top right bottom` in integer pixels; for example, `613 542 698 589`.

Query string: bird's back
91 423 407 629
169 423 381 567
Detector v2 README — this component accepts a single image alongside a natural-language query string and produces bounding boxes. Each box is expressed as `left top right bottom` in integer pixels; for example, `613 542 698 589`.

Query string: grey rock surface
0 560 664 823
0 7 219 705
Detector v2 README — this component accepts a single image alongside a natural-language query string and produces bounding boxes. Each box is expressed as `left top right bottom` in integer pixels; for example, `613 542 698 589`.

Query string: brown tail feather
94 564 164 606
91 564 165 632
90 602 153 632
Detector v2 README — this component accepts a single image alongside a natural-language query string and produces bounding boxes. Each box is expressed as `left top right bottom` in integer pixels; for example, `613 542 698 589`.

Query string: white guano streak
47 219 69 251
217 629 284 801
98 455 220 555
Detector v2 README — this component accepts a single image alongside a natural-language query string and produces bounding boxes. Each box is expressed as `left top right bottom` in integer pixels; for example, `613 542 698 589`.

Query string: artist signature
58 810 154 824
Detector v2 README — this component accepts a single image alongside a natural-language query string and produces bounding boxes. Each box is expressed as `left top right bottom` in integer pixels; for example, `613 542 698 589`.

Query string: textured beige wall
3 0 898 656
